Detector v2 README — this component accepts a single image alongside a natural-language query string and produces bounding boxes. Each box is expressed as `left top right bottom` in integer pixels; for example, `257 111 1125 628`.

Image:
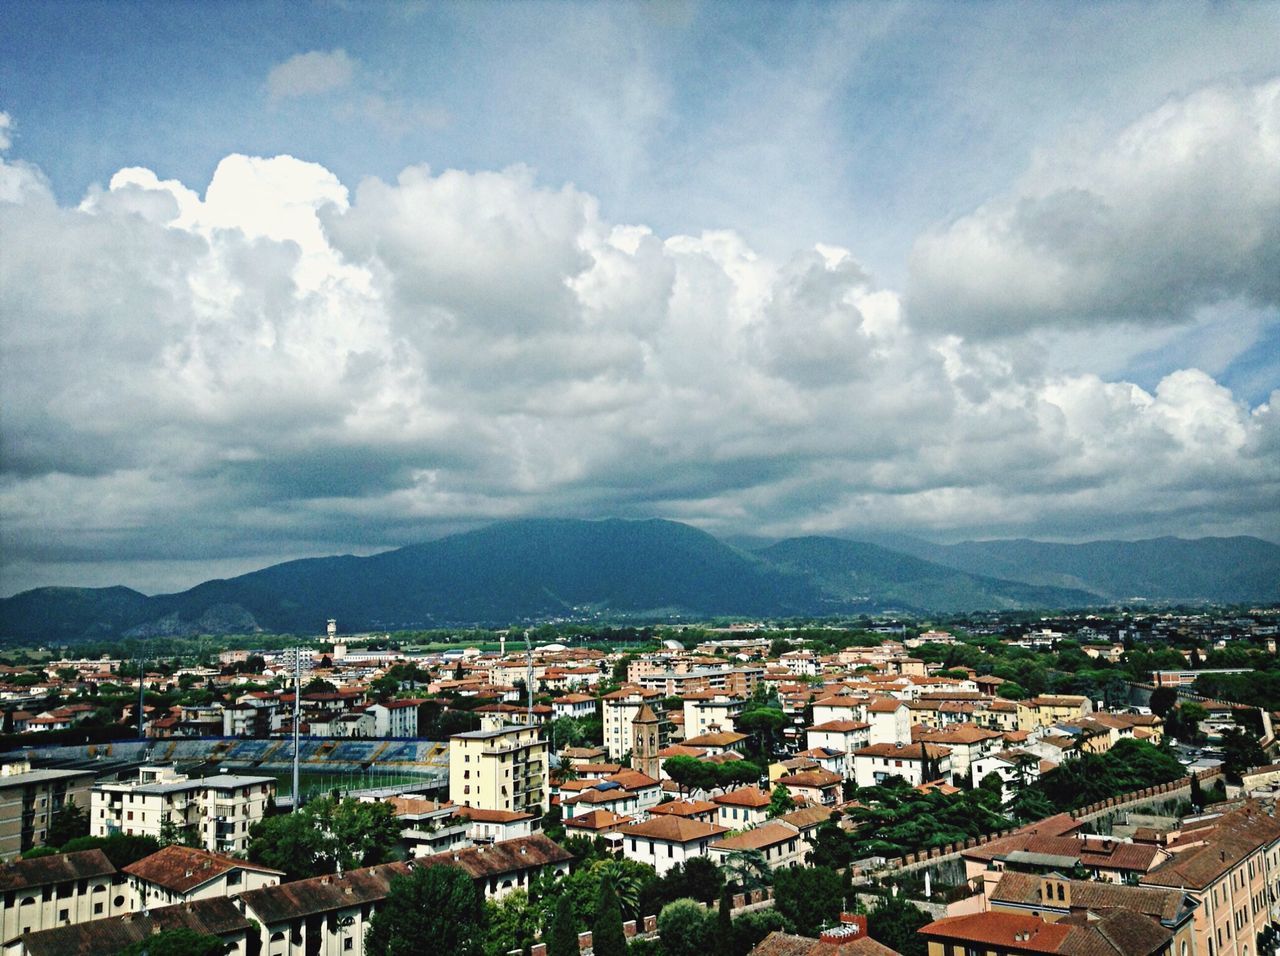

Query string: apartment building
90 766 274 855
0 761 95 860
1017 695 1092 732
602 687 662 760
449 724 549 816
682 693 744 739
852 742 953 788
366 699 423 737
1141 805 1280 956
123 845 283 909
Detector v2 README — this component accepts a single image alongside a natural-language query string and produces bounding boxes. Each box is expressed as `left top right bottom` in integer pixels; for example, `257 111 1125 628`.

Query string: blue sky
1 1 1278 593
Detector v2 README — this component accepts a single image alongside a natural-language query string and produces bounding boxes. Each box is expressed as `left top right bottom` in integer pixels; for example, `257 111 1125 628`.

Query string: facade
708 821 805 870
366 699 422 737
1141 805 1280 956
18 896 254 956
617 816 728 877
0 762 95 860
0 849 124 947
90 766 274 855
449 724 549 816
602 688 662 760
853 742 954 788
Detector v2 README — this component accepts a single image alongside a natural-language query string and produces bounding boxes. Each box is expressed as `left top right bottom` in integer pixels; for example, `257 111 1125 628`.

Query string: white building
366 699 422 737
617 816 727 877
91 766 274 855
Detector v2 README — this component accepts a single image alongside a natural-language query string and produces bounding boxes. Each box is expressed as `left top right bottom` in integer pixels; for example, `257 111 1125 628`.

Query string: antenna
525 632 533 726
136 648 146 740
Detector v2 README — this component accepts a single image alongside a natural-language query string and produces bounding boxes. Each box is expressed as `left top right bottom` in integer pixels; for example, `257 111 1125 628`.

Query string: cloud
1 132 1277 595
908 78 1280 336
0 112 11 151
266 49 356 102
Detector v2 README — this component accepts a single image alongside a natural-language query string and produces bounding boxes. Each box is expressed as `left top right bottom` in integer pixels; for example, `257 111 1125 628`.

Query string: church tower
631 704 661 779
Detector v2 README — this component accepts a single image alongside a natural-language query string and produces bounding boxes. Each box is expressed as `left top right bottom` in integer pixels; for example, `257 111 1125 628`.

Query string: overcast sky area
2 1 1279 596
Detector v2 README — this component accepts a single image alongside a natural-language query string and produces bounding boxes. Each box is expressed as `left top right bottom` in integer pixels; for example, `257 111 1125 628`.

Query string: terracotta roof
123 845 282 894
713 786 771 808
564 809 634 831
1141 805 1280 890
422 834 573 880
965 833 1163 873
854 742 952 760
711 821 800 852
0 849 114 892
620 816 728 843
921 911 1071 954
777 770 842 788
808 720 870 732
456 807 534 823
23 897 253 956
240 861 411 924
684 731 747 747
749 930 900 956
649 799 718 817
990 872 1194 924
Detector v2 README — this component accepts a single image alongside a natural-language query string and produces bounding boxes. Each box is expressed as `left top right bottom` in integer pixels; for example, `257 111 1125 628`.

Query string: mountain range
1 518 1276 642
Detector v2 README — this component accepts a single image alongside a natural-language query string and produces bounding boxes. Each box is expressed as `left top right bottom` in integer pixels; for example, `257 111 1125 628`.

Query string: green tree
483 890 540 956
247 797 401 880
46 798 89 848
736 708 787 761
732 910 790 956
119 928 225 956
1149 686 1179 718
247 811 334 881
1221 728 1267 781
546 892 580 956
715 886 734 956
766 784 795 818
867 896 930 956
61 833 161 868
158 816 201 849
659 898 711 956
366 864 486 956
773 866 844 936
592 876 628 956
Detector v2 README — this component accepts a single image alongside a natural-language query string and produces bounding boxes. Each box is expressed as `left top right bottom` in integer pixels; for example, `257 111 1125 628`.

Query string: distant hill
870 535 1280 604
1 520 1275 642
758 536 1098 613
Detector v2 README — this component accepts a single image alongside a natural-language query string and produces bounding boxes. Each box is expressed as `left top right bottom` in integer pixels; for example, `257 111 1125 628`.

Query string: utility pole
136 648 146 740
292 648 301 811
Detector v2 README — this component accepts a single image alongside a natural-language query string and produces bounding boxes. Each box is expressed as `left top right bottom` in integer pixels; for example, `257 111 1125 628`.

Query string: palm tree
592 860 644 919
720 849 771 893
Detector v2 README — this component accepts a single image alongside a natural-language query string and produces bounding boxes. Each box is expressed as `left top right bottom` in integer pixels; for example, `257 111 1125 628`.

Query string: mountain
2 521 1275 642
873 535 1280 604
758 536 1098 613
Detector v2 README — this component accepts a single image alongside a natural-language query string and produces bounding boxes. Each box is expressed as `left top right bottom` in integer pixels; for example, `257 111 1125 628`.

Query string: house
865 698 911 746
750 927 898 956
123 845 282 909
617 816 728 877
912 723 1003 779
709 821 805 870
713 786 772 829
776 770 842 807
852 743 953 789
551 694 597 721
420 834 573 900
806 721 871 780
366 700 423 737
456 807 536 844
648 800 719 826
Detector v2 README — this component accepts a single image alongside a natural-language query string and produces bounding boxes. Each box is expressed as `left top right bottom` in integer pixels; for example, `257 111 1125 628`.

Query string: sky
1 1 1279 596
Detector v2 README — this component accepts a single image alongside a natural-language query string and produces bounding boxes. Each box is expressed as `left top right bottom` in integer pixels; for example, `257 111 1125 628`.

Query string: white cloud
0 112 12 151
908 78 1280 336
266 49 356 102
1 134 1276 594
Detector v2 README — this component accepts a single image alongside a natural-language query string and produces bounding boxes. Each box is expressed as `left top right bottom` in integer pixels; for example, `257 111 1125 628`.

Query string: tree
1189 772 1205 810
766 784 795 818
867 896 930 956
247 810 333 881
977 772 1004 803
1221 728 1267 781
483 890 540 956
158 816 201 849
732 910 789 956
719 849 771 893
119 928 225 956
773 866 844 936
546 892 580 956
247 797 402 880
1178 702 1208 742
366 864 486 956
61 833 161 868
1149 686 1179 719
659 898 711 956
46 798 89 848
715 886 734 956
592 876 628 956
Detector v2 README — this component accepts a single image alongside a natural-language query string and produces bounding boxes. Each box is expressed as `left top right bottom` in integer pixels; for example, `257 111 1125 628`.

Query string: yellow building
449 724 549 816
1016 695 1092 732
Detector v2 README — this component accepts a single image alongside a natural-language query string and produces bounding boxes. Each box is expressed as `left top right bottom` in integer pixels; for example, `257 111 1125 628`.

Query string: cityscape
2 4 1279 956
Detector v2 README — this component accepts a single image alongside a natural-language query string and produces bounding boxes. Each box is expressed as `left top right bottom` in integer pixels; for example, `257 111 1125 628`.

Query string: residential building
709 821 805 870
123 845 282 909
18 897 255 956
418 834 572 900
617 816 728 877
449 724 549 816
90 766 274 855
0 761 95 860
920 908 1176 956
0 849 124 946
366 699 422 737
602 688 662 760
713 787 772 829
852 743 953 788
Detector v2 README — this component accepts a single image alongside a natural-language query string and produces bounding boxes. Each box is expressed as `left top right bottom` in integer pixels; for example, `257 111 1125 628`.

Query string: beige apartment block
91 766 274 855
0 761 95 860
449 724 549 816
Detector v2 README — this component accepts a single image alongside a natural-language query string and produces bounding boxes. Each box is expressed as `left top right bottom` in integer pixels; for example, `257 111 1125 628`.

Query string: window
59 908 68 921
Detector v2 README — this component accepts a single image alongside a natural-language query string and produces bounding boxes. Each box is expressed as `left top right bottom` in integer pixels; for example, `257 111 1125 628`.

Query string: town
0 609 1275 956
